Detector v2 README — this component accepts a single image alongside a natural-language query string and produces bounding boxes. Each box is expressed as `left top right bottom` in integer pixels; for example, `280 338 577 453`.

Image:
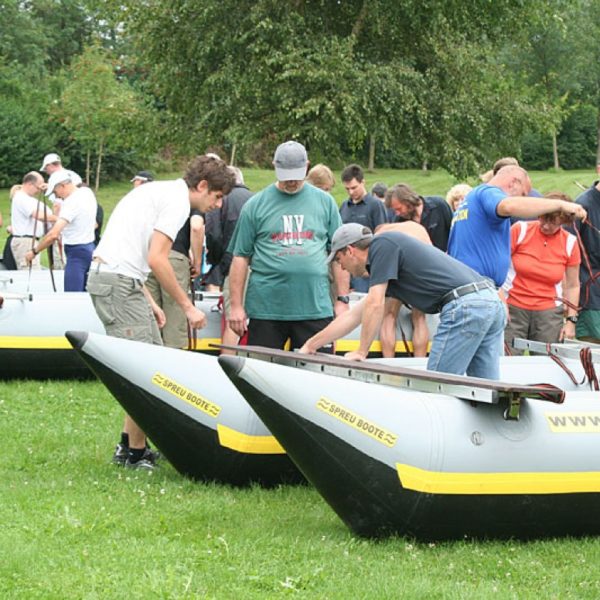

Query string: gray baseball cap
326 223 373 263
273 141 308 181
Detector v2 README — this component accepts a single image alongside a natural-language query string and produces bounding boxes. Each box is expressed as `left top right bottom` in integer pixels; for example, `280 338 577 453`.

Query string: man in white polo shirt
40 152 83 268
87 155 234 469
10 171 57 269
26 171 97 291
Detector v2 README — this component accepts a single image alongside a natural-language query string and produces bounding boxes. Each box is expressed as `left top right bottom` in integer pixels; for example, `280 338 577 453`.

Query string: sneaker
125 456 157 471
112 443 129 466
144 446 161 463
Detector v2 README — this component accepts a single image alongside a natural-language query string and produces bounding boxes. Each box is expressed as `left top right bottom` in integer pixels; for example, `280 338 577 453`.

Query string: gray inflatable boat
1 290 436 378
219 345 600 540
65 331 302 486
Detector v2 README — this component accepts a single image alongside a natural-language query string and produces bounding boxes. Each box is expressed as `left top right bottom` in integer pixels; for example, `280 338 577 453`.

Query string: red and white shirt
504 221 580 311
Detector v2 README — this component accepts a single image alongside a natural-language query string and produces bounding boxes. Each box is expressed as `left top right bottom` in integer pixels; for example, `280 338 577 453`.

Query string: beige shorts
87 269 162 345
11 237 41 270
144 250 190 349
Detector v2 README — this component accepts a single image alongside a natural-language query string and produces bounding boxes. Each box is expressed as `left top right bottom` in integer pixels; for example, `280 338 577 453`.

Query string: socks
128 447 145 463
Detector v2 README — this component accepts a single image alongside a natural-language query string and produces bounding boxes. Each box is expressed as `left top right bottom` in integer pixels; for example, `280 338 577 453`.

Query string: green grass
1 167 597 252
3 379 600 598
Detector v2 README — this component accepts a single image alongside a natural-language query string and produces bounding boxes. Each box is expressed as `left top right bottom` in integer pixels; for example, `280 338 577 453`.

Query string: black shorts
247 318 333 353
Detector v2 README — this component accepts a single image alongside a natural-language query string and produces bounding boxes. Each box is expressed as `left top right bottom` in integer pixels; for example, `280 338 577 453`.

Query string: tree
57 45 156 190
116 0 548 176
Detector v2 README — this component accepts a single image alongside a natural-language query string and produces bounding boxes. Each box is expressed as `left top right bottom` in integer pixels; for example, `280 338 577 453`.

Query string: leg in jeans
427 288 504 379
465 297 507 379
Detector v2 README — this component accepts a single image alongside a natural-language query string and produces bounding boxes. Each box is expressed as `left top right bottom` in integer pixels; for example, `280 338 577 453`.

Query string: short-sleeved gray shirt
367 232 489 313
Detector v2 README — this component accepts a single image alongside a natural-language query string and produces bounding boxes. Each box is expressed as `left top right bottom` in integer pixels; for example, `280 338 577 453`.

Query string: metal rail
513 338 600 362
216 344 565 411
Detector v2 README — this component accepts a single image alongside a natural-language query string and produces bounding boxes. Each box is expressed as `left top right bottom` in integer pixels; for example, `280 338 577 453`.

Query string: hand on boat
297 342 315 355
186 306 207 329
344 350 367 361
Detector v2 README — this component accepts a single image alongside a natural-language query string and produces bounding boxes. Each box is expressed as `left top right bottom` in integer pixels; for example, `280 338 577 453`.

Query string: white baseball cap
46 170 72 195
41 153 61 171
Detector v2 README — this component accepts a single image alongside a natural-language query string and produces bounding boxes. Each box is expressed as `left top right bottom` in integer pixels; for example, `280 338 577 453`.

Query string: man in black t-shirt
387 183 453 251
300 223 506 379
145 209 204 348
573 178 600 342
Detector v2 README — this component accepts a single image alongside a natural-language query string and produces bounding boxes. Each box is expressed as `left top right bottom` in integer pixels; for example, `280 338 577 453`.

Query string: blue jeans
427 287 506 379
64 242 94 292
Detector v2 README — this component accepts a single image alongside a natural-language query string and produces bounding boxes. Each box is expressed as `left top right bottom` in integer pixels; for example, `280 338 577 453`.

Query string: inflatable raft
0 289 437 379
0 269 64 293
0 291 223 379
65 330 303 486
219 345 600 540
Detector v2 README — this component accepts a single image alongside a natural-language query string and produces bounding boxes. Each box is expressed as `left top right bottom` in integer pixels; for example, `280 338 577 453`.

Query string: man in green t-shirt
228 141 350 350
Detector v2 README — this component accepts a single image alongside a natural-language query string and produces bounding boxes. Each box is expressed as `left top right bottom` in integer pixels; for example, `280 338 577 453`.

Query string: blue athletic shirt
447 184 509 287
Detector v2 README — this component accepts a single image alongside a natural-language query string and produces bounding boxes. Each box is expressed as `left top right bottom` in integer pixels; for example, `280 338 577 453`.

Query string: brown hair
386 183 422 207
542 191 572 222
184 155 235 194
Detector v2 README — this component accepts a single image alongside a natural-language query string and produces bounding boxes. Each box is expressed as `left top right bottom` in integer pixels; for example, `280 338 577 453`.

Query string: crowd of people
4 145 600 470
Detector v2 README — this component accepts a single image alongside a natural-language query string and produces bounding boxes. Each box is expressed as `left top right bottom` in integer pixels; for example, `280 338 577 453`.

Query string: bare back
375 221 432 245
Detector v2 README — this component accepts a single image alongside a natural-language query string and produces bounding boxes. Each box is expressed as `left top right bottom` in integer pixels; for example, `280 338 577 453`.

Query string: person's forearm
33 211 57 223
304 300 365 352
565 285 580 318
229 256 249 308
358 296 385 356
498 197 577 219
189 222 204 270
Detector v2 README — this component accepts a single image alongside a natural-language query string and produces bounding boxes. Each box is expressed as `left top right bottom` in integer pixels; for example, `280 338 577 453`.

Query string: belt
439 280 496 309
91 261 142 285
12 235 38 239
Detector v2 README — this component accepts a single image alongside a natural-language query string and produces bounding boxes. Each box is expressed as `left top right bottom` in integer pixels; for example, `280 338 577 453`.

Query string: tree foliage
117 0 549 175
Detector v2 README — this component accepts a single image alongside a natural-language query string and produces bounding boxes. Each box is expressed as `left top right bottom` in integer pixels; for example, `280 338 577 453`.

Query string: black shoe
144 446 161 463
112 443 128 466
124 456 157 471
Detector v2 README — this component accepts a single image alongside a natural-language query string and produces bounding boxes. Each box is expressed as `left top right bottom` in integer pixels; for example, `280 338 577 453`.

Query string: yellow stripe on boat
335 340 432 353
0 336 72 349
0 336 223 351
217 424 285 454
397 463 600 495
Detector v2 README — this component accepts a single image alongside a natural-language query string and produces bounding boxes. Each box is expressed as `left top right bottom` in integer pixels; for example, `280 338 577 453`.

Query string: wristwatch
336 295 350 304
566 315 578 324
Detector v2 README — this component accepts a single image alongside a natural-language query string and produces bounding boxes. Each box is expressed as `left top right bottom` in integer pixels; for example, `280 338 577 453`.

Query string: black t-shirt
420 196 453 251
367 232 488 313
575 182 600 309
94 204 104 246
172 209 202 256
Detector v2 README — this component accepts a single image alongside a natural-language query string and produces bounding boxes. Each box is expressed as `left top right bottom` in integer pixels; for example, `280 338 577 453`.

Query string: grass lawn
2 380 600 598
2 166 600 596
